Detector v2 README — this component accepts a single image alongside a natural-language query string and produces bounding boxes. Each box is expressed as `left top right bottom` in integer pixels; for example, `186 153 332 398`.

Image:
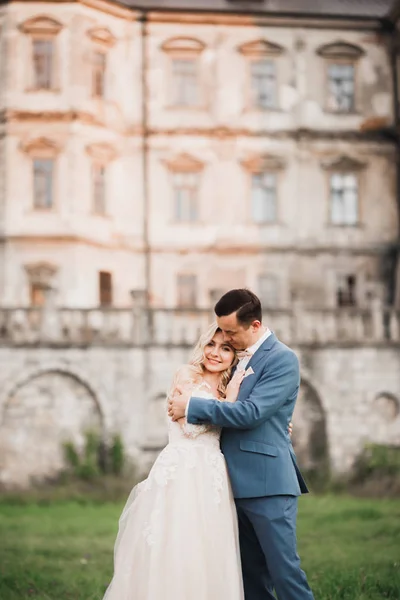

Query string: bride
103 323 246 600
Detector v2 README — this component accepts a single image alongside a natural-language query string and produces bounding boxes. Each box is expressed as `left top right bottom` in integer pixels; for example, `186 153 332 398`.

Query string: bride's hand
225 370 246 403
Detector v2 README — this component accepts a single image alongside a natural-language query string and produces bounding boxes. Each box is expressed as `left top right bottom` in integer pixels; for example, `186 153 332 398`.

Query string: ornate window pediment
25 262 58 286
241 154 285 173
238 39 285 57
19 15 64 36
321 155 366 171
163 153 204 173
21 137 61 156
162 37 205 56
87 26 116 48
317 41 364 60
86 143 117 163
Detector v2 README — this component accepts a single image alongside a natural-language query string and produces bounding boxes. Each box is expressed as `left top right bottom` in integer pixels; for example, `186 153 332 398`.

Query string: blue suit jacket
187 333 308 498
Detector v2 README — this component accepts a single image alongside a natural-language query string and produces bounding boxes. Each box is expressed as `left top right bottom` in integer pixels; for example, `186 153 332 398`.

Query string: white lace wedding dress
103 380 244 600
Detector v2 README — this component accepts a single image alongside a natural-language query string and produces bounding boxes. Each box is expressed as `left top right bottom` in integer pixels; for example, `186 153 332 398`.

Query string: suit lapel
236 333 278 398
246 332 277 372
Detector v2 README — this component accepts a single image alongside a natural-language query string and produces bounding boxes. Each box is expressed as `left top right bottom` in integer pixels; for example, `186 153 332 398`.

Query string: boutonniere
244 367 255 378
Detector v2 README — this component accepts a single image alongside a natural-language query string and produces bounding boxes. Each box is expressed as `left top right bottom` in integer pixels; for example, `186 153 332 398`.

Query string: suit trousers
235 495 314 600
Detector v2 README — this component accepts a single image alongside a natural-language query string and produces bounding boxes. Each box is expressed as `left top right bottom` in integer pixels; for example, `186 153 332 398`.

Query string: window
327 63 355 113
92 51 106 98
317 42 364 114
20 16 63 92
30 283 46 307
33 158 54 209
93 164 106 214
173 172 198 221
258 274 279 308
238 39 284 111
172 58 198 106
251 172 277 223
162 37 205 108
336 274 357 307
250 60 276 108
99 271 113 306
33 39 54 89
177 274 197 308
330 173 358 225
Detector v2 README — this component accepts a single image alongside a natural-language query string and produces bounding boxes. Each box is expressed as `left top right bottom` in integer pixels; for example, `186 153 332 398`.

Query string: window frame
176 273 198 309
19 16 64 92
86 143 117 217
33 157 55 210
21 137 60 212
258 273 280 309
86 26 116 102
317 41 364 115
161 37 206 109
241 153 285 226
322 155 366 228
238 39 285 112
326 59 357 114
329 171 359 227
99 271 113 307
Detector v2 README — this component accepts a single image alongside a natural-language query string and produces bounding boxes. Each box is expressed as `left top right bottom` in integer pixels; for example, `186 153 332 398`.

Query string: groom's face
216 312 260 350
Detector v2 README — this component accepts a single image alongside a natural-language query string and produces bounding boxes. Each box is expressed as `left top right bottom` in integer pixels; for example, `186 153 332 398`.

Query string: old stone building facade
0 0 399 487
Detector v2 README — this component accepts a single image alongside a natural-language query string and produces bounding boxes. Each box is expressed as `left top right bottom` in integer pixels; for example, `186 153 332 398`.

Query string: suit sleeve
187 351 299 430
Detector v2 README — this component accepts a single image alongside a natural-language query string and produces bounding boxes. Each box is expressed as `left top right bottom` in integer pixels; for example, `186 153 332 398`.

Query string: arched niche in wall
291 379 329 475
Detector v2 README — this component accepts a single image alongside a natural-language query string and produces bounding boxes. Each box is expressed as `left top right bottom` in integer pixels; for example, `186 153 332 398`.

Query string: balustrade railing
0 304 399 347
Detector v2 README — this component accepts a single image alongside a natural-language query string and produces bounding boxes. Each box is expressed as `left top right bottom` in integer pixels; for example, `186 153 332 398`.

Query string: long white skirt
103 440 244 600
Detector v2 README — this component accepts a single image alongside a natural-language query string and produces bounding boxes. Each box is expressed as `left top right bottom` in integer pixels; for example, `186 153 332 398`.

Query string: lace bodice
167 379 221 450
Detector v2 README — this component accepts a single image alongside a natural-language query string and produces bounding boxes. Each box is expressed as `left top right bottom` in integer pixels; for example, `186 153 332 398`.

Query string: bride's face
203 331 235 373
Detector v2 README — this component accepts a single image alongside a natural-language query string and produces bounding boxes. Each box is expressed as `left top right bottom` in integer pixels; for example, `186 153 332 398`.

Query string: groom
169 289 314 600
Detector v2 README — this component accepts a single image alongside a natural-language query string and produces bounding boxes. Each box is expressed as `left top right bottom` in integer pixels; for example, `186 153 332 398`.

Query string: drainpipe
139 11 152 334
389 23 400 307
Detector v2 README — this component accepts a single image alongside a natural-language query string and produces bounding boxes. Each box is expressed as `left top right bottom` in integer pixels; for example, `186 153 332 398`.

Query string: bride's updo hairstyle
189 322 238 399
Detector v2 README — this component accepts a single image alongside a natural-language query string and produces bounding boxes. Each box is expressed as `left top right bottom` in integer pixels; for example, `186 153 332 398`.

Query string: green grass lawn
0 494 399 599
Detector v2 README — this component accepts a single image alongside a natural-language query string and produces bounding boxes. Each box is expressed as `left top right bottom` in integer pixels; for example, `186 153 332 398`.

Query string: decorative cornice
163 152 204 172
19 15 64 36
317 41 365 59
321 154 367 171
161 37 205 55
20 137 61 156
86 142 118 162
241 153 286 173
238 39 285 57
87 26 116 48
1 110 396 144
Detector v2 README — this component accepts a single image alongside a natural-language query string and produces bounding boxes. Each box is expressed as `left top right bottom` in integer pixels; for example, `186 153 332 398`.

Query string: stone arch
0 363 108 488
292 377 329 474
373 392 400 420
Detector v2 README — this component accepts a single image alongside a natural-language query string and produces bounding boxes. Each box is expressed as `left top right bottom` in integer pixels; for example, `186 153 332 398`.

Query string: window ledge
25 87 60 93
169 220 204 225
165 104 208 111
27 207 55 213
248 220 283 227
243 105 282 114
91 212 112 220
326 222 363 228
324 109 360 116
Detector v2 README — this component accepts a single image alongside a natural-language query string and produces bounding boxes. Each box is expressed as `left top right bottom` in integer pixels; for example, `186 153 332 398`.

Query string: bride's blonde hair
188 322 238 398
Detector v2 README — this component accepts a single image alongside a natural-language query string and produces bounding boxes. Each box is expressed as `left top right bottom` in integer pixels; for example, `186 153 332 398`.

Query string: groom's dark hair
215 289 262 326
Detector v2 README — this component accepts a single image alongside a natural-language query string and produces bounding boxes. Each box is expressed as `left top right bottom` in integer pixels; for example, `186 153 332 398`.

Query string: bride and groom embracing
103 289 315 600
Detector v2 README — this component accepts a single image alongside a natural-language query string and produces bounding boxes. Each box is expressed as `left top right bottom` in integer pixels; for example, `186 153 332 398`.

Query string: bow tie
236 349 253 360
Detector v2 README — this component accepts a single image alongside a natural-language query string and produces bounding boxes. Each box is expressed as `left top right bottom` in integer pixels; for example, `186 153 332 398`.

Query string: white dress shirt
236 328 272 371
185 328 272 417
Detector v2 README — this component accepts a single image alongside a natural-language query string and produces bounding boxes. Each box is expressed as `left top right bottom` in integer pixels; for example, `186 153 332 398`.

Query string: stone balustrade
0 303 399 347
